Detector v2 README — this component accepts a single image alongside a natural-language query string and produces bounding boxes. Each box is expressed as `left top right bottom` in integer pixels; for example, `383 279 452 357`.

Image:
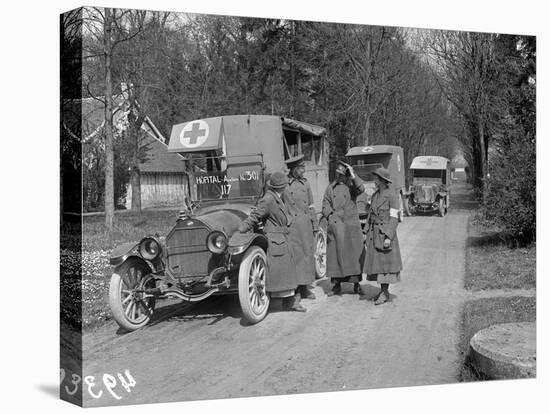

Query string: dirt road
80 184 472 407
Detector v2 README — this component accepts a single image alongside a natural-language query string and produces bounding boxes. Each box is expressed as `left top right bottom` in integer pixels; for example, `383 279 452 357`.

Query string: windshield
188 155 264 202
412 169 444 185
352 163 383 181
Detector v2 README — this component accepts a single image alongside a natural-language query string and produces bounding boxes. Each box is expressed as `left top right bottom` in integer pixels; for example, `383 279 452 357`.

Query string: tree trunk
362 99 371 146
104 7 115 229
477 120 487 203
290 20 296 117
127 95 145 213
130 167 142 212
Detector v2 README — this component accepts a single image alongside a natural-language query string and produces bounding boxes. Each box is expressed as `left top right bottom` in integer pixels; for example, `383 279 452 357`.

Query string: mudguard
109 242 139 266
227 232 268 256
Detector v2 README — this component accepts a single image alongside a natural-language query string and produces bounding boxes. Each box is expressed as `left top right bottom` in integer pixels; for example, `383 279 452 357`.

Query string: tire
314 228 327 279
109 258 156 332
403 195 411 217
238 246 270 324
407 197 414 216
438 198 446 217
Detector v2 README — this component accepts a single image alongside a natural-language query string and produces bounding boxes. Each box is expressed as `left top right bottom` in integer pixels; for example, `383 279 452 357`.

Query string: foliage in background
64 8 536 239
76 10 460 209
483 36 536 240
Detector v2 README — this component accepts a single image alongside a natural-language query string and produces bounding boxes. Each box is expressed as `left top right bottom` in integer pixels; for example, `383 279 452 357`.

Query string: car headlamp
206 231 228 254
139 237 162 261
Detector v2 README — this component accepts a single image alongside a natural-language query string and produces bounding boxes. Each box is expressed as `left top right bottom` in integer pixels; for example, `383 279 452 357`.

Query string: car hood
185 203 252 236
413 184 439 203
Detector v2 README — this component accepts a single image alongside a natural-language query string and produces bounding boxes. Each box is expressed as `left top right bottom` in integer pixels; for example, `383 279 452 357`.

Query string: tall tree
423 30 498 196
103 7 115 229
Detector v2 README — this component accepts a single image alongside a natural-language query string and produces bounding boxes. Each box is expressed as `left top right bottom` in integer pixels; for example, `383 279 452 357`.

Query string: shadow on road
145 296 242 328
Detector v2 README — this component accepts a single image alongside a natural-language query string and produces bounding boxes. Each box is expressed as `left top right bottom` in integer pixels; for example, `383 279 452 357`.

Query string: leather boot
283 293 307 312
300 285 316 300
327 282 342 297
374 292 388 305
375 284 389 305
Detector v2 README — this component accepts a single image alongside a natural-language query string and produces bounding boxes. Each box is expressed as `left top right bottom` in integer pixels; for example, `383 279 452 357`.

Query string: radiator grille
415 185 435 203
166 227 211 277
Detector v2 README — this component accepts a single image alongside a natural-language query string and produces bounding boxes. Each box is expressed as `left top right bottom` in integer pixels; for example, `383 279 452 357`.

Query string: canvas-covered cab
407 155 451 217
345 145 407 223
108 115 329 331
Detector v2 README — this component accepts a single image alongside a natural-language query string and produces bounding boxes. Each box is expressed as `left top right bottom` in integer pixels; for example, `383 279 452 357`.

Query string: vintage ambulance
108 115 329 331
407 155 451 217
345 145 407 222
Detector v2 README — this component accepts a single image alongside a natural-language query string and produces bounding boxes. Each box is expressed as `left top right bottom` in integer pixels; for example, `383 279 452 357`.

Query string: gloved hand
383 238 391 248
340 161 355 178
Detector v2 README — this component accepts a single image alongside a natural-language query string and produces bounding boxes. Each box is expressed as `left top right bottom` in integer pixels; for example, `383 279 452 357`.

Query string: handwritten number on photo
60 368 136 400
117 370 137 393
103 374 122 400
65 373 81 396
84 376 103 399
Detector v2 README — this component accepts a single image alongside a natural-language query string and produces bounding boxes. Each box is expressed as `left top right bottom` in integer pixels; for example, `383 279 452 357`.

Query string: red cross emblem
420 158 434 166
179 120 209 148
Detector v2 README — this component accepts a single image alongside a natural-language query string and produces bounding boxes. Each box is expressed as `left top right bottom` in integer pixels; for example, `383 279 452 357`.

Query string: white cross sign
179 120 209 148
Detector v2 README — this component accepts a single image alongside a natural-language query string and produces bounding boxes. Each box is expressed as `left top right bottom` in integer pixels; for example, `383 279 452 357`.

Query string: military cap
372 167 392 183
267 171 289 189
285 154 305 168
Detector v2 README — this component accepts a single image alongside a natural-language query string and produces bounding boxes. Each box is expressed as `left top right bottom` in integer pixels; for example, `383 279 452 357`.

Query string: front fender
109 242 138 266
227 232 268 256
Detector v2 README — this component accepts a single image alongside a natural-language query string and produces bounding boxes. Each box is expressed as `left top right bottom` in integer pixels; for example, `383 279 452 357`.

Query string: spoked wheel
438 198 446 217
407 198 414 216
238 246 270 324
403 195 411 217
314 228 327 279
109 258 156 332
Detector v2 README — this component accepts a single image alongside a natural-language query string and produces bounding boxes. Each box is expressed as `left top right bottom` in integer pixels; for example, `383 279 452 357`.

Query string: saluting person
322 161 365 295
361 167 403 305
283 155 318 300
238 171 306 312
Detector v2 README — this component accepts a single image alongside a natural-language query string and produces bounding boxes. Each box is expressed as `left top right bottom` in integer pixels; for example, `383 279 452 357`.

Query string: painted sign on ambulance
168 117 223 153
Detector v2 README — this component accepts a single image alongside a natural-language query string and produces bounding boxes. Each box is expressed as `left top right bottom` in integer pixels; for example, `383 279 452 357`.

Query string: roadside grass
465 243 536 290
459 214 536 381
61 209 179 330
82 209 180 251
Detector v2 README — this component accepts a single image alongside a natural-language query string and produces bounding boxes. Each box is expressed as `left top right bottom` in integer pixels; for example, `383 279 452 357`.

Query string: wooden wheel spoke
124 301 134 317
121 277 130 289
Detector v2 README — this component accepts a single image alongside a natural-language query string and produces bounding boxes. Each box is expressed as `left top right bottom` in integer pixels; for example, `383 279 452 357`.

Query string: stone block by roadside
469 322 535 379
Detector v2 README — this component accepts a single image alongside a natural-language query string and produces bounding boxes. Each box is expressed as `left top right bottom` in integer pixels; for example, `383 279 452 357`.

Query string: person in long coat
361 167 403 305
238 171 306 312
283 155 317 299
322 161 365 295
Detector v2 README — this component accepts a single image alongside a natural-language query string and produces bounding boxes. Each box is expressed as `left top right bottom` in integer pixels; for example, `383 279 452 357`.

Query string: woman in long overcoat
238 171 306 312
361 167 403 305
322 162 364 295
283 155 317 299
